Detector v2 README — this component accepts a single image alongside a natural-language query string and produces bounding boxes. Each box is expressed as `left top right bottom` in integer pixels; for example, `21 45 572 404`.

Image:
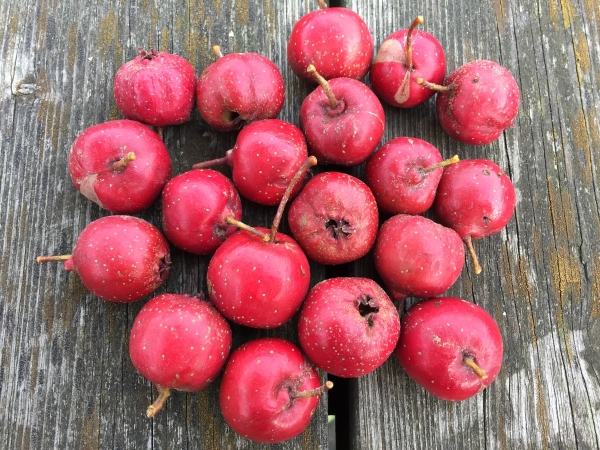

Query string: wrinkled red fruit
196 50 285 132
298 277 400 378
365 137 457 215
161 169 242 255
288 172 379 265
433 159 516 274
299 69 385 166
220 337 331 443
193 119 308 206
370 16 446 108
130 293 232 417
114 49 196 127
396 297 503 401
287 3 373 83
68 120 172 214
435 60 520 145
374 214 465 301
37 215 170 302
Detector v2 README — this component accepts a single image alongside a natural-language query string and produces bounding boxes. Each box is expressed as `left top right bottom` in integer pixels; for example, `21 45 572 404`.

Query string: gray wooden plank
344 0 600 448
0 0 328 448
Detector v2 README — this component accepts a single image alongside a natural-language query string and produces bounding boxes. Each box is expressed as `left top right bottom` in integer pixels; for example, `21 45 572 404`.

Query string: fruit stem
464 357 488 379
317 0 327 9
307 65 339 109
405 16 424 71
269 156 318 242
463 235 482 275
192 154 229 170
157 127 164 141
422 155 459 173
417 78 452 92
290 380 334 399
112 152 136 172
36 254 72 263
213 45 223 58
225 216 270 240
146 385 171 418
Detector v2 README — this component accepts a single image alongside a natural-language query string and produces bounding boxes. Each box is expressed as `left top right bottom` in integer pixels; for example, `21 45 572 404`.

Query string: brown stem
112 152 136 172
317 0 327 9
405 16 424 71
464 235 482 275
36 254 72 263
306 65 339 109
463 357 488 379
146 385 171 418
290 380 333 399
213 45 223 58
157 127 164 141
225 216 270 240
422 155 459 173
417 78 452 92
269 156 318 242
192 154 230 170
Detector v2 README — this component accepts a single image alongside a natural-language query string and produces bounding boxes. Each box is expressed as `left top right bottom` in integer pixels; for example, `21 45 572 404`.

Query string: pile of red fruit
37 2 519 445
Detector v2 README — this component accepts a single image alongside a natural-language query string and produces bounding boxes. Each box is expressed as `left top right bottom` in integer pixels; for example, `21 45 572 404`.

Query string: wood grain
0 0 327 449
345 0 600 448
2 0 600 448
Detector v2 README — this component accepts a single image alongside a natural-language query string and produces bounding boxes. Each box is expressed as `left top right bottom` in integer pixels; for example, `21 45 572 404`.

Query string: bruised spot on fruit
325 218 353 240
482 169 491 176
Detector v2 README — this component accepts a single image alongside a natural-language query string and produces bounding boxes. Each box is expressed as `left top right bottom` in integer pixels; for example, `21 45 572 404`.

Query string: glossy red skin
288 172 379 265
113 50 196 126
374 214 465 301
68 120 172 214
299 78 385 166
436 60 520 144
287 7 373 83
370 29 446 108
63 215 170 302
365 137 444 215
220 338 323 444
129 293 232 392
196 53 285 132
207 228 311 329
161 169 242 255
396 297 503 401
298 277 400 378
227 119 308 206
433 159 516 240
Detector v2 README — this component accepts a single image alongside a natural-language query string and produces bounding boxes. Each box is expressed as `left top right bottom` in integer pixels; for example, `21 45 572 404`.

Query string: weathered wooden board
345 0 600 448
2 0 600 448
0 0 328 449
